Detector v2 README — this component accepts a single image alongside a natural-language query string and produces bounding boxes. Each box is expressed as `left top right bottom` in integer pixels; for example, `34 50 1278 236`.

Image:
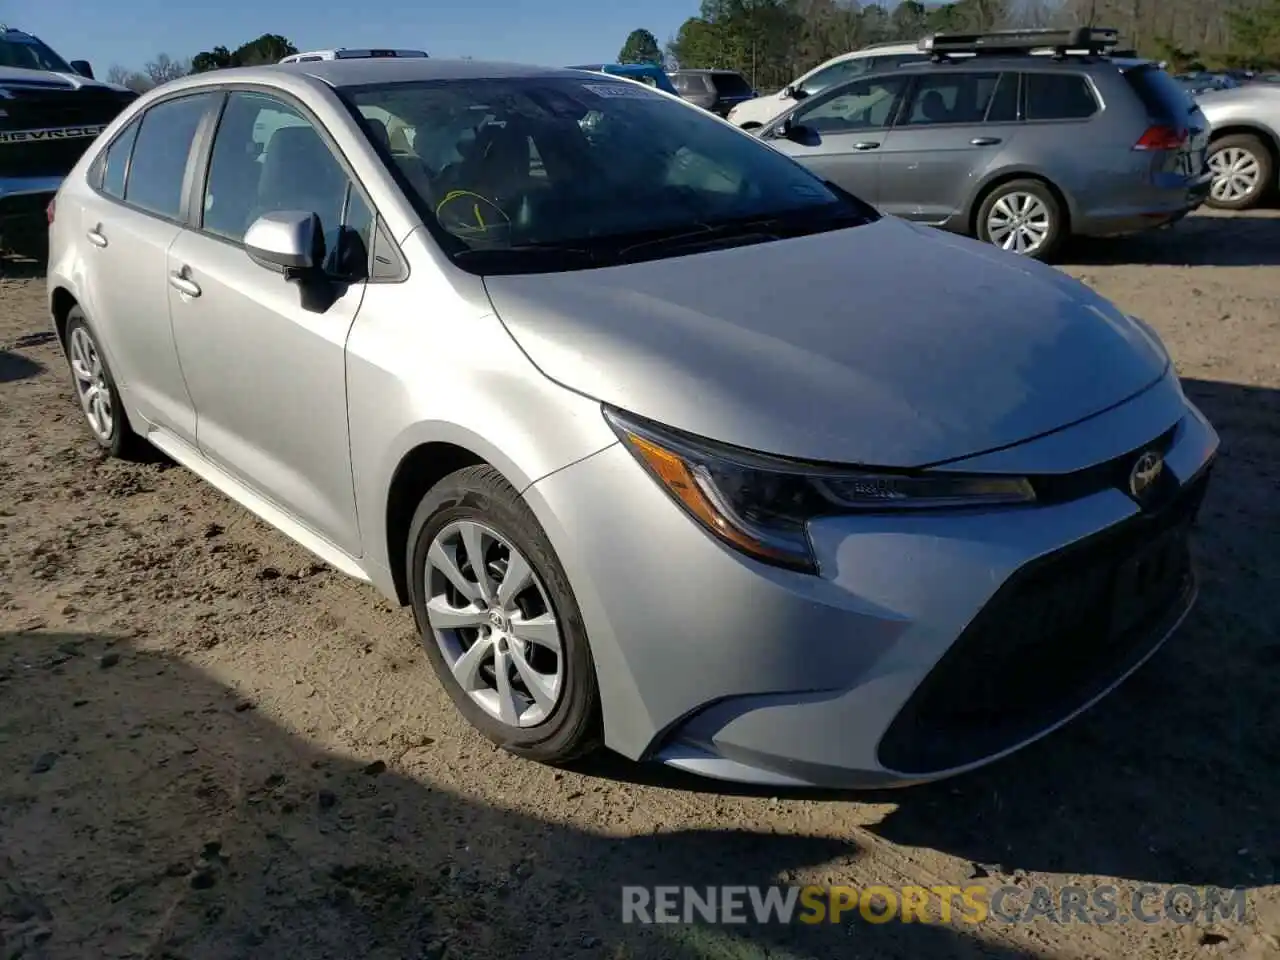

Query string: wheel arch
966 170 1074 238
1209 124 1280 177
49 285 79 350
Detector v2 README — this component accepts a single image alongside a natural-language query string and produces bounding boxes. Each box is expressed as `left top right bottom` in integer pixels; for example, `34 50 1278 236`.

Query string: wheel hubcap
1208 147 1261 202
68 326 113 442
424 520 564 728
986 192 1052 255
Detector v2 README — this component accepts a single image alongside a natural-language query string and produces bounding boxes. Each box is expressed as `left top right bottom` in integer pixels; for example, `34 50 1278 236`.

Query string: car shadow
0 630 1051 959
0 349 43 384
1066 210 1280 267
579 379 1280 897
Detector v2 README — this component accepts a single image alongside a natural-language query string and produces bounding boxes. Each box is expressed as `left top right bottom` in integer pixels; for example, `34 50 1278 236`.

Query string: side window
99 117 141 199
795 76 908 134
902 72 1001 126
985 72 1020 123
202 91 373 277
1025 73 1098 121
123 94 213 219
797 59 863 98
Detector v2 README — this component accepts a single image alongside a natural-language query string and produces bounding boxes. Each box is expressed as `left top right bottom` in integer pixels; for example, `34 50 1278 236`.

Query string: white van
726 42 926 128
279 48 428 63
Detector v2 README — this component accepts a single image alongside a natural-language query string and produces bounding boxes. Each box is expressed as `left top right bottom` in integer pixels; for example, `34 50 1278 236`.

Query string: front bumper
525 373 1219 788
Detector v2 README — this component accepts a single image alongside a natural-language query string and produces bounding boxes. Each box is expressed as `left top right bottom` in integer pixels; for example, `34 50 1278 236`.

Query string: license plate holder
1110 524 1191 637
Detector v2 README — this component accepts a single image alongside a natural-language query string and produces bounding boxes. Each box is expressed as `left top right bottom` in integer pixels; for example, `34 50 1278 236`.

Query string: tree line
618 0 1280 92
106 34 298 93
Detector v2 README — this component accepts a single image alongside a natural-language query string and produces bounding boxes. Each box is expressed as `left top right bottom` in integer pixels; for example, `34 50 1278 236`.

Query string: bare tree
143 53 190 87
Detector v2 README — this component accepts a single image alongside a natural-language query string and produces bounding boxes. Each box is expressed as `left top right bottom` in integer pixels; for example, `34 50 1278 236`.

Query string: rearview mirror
790 86 810 101
244 211 324 279
69 59 94 79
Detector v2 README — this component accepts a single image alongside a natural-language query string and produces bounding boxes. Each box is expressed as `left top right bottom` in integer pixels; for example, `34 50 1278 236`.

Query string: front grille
0 89 134 178
877 463 1213 775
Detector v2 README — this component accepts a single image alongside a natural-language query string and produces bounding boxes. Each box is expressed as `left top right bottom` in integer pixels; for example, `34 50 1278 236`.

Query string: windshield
343 75 874 273
0 33 73 73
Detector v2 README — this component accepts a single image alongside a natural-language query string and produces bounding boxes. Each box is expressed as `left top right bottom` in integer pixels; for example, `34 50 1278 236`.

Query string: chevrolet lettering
0 124 109 143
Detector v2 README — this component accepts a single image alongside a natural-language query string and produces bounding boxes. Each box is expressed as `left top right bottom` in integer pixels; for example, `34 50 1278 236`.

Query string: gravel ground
1 209 1278 960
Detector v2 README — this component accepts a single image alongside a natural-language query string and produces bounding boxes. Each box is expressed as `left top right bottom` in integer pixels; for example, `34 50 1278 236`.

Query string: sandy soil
1 209 1278 960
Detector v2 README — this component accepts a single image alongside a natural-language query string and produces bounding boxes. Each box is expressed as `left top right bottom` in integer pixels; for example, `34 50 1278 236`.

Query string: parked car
1175 72 1241 96
566 62 678 96
726 41 927 129
668 68 757 117
1196 83 1280 210
759 27 1212 260
279 48 428 63
0 23 137 259
47 56 1218 789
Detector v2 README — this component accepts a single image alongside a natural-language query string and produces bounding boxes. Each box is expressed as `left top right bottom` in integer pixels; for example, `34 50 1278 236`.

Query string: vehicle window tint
795 76 908 133
201 92 353 261
1024 73 1098 120
903 72 1001 125
100 117 140 199
985 72 1019 122
124 94 212 219
712 72 753 97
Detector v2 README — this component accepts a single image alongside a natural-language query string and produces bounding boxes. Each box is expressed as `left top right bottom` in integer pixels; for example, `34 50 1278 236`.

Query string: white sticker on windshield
582 82 658 99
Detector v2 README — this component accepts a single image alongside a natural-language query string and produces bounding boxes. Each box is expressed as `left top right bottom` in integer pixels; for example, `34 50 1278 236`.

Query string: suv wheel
407 465 602 764
975 179 1064 261
64 308 148 459
1206 134 1272 211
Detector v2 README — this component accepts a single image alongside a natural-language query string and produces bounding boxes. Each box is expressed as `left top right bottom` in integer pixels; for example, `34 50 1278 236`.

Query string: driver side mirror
69 59 94 79
773 116 819 145
244 211 324 281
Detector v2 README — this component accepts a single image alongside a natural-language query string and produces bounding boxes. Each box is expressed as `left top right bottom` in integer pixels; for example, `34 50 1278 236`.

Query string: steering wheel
434 190 512 243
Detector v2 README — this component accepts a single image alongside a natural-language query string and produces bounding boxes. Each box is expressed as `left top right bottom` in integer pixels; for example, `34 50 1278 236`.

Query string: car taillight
46 196 55 224
1134 125 1187 151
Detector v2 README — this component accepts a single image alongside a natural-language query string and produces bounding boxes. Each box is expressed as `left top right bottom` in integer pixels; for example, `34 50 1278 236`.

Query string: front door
877 71 1018 224
767 74 911 207
167 90 376 556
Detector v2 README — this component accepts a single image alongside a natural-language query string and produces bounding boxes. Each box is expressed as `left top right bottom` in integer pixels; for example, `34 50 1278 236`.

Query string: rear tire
1206 134 1272 211
2 225 49 263
407 464 603 765
974 178 1064 261
63 307 149 460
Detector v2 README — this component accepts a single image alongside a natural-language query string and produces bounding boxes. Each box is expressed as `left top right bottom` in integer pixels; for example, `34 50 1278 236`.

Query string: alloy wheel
985 192 1052 256
1208 146 1262 204
68 325 114 442
424 520 564 728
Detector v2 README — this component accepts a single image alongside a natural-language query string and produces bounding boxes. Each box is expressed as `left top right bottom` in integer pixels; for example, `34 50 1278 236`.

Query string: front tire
1206 134 1272 211
63 308 148 460
974 179 1064 261
406 465 602 764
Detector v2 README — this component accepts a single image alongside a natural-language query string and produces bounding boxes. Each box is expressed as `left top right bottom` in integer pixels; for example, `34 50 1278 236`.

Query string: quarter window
902 72 1002 126
123 94 213 219
99 117 140 199
985 72 1019 123
1024 73 1098 120
201 91 372 276
794 76 909 134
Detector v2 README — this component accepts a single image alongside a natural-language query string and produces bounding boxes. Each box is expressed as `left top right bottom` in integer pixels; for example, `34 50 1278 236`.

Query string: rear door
766 73 911 206
74 92 218 444
877 70 1017 223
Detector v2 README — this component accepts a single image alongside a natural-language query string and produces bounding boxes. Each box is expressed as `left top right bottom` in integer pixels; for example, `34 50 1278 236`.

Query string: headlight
605 408 1035 574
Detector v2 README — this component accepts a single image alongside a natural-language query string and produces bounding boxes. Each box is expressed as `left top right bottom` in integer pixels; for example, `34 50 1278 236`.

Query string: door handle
970 137 1002 146
168 270 201 298
853 141 881 151
86 226 108 248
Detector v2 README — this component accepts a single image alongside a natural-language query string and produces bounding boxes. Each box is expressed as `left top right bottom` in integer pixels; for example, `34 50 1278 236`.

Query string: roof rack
918 26 1120 59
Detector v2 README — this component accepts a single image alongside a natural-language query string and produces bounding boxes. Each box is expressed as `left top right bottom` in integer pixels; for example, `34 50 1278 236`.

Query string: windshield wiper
452 242 604 265
616 205 873 259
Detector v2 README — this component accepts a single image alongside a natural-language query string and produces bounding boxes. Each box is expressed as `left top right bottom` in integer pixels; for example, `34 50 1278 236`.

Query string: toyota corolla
45 58 1218 788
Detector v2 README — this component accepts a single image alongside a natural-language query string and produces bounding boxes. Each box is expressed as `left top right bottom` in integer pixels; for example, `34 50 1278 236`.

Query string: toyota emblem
1128 450 1164 501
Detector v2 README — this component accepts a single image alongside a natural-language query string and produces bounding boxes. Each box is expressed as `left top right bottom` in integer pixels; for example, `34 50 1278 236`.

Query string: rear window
1124 64 1195 122
711 72 753 97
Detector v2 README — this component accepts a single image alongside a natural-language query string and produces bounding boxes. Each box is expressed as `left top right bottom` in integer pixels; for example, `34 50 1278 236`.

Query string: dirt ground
1 209 1279 960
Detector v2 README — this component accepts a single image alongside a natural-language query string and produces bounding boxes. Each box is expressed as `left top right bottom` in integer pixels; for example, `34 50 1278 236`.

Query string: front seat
918 89 952 124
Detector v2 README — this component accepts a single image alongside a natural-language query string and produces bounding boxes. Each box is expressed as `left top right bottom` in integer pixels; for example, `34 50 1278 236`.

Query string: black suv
669 69 758 118
0 25 137 258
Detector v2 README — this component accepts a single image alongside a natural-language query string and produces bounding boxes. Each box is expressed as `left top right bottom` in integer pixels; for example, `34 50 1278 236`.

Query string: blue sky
6 0 701 73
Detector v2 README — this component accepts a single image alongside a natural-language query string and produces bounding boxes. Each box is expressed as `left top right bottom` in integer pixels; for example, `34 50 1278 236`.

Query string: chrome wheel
985 192 1052 255
1208 146 1262 203
68 325 113 442
424 520 563 728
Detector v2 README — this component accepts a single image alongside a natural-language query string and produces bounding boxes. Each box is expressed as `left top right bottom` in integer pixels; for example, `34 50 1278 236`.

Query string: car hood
483 217 1169 467
0 65 124 93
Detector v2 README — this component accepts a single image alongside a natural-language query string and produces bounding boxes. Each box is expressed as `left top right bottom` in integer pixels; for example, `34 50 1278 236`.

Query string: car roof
671 68 745 76
176 58 583 89
889 53 1151 74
